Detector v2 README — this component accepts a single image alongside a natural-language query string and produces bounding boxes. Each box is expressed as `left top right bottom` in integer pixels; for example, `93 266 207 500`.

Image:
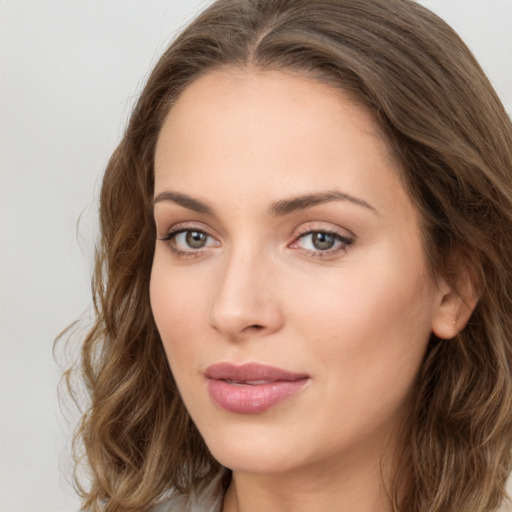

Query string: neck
221 446 396 512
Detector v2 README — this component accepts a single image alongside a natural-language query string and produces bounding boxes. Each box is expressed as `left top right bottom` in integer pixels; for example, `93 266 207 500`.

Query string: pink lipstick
205 362 309 414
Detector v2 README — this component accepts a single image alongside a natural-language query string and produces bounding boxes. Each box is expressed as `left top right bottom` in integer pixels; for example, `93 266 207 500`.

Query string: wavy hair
63 0 512 510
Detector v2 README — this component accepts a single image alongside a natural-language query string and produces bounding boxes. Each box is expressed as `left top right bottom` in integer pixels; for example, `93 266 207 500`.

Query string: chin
210 444 302 475
197 419 309 474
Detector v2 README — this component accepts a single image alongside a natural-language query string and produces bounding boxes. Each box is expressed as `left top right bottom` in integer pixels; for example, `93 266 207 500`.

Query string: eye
290 229 354 257
177 230 209 249
159 226 220 256
303 232 338 251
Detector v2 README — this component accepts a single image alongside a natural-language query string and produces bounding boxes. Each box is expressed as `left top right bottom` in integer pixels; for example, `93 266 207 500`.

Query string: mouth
204 362 310 414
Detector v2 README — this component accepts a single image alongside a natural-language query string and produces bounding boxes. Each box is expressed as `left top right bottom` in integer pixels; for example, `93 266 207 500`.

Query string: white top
150 471 512 512
151 472 224 512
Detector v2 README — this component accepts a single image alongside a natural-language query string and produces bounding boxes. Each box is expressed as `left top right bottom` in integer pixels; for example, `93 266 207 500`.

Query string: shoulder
150 471 225 512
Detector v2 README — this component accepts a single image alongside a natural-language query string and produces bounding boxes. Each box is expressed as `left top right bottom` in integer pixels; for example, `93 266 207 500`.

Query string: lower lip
207 378 309 414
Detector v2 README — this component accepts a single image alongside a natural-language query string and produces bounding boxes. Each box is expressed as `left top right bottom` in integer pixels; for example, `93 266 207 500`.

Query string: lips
205 362 309 414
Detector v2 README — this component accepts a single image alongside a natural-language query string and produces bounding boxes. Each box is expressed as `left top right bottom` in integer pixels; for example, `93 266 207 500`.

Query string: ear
431 274 478 340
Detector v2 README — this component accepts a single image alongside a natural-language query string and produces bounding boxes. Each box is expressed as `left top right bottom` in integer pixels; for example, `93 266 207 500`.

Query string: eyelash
158 224 355 260
290 228 355 259
158 224 214 259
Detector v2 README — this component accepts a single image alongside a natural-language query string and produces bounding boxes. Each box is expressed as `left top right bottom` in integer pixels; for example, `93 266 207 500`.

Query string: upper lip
205 362 309 382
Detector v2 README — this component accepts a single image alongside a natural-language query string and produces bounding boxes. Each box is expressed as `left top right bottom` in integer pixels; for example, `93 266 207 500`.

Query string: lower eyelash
296 230 355 258
169 249 205 259
158 227 212 258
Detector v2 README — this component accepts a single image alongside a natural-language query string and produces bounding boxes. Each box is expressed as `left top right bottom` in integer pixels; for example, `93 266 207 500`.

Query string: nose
208 247 284 341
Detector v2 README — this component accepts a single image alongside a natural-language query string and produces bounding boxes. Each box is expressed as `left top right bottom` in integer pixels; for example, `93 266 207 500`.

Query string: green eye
311 232 336 250
292 230 354 256
160 227 220 255
185 231 208 249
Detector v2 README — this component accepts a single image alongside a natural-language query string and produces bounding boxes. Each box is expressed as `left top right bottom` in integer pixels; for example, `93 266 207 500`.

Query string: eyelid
288 223 355 258
158 222 221 257
157 221 217 240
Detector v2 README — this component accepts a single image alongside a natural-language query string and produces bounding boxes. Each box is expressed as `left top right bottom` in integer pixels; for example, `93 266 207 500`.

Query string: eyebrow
269 191 378 216
153 191 214 215
153 190 378 216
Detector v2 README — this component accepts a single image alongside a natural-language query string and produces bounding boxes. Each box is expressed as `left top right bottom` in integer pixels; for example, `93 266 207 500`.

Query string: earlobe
431 277 478 340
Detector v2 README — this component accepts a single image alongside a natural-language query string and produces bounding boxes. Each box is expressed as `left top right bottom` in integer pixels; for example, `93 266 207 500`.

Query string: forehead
159 67 385 150
154 68 410 218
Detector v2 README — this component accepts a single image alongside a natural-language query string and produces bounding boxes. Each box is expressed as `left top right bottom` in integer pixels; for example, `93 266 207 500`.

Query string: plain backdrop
1 1 511 511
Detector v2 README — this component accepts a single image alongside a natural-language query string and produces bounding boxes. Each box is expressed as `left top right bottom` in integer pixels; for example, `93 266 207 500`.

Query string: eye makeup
157 219 356 262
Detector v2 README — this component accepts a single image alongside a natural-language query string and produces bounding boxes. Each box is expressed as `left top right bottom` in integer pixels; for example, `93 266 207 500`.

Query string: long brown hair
64 0 512 510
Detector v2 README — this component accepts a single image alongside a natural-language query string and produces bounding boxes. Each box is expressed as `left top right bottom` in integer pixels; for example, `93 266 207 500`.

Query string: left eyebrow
153 191 214 215
269 191 378 216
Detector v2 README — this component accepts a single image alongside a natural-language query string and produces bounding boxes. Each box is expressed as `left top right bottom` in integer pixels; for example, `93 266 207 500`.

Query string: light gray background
1 1 511 511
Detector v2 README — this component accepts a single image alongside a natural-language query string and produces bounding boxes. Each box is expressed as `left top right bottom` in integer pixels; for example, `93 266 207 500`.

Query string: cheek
150 255 201 358
298 271 431 431
287 251 434 386
149 251 223 393
289 261 431 339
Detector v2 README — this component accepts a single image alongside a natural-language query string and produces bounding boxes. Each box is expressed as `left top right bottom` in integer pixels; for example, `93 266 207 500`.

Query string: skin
150 68 468 512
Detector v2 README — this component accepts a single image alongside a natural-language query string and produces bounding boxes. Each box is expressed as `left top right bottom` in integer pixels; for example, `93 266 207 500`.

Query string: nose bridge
208 239 282 338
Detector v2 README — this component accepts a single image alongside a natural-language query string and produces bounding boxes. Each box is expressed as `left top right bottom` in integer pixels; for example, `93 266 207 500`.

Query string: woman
69 0 512 511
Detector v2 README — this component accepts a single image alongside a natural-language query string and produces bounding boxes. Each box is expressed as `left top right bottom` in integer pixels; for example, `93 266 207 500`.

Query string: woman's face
150 69 449 475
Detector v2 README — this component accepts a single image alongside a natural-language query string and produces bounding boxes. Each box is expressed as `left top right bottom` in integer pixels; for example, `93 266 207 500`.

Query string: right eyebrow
153 191 215 215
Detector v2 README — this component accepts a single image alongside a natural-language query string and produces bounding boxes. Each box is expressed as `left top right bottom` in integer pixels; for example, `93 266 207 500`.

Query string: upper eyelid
162 226 218 242
296 231 352 242
159 228 210 242
158 221 217 237
293 222 356 240
292 230 354 247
